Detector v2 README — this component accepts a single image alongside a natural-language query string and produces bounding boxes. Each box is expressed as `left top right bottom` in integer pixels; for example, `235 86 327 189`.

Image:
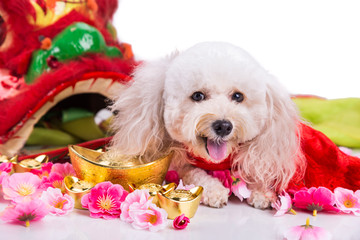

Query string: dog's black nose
212 120 233 137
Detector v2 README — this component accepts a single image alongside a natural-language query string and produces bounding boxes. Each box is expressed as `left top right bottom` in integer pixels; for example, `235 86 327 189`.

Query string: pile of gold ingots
0 154 49 173
1 146 203 219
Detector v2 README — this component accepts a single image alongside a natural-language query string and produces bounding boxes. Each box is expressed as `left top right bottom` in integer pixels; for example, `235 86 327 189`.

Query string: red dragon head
0 0 135 156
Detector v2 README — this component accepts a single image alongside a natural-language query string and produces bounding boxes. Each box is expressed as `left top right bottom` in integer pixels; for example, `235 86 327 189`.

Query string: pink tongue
206 139 227 161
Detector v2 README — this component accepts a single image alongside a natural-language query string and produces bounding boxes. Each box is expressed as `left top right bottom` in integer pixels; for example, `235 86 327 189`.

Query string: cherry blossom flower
283 217 332 240
271 191 297 217
293 187 340 216
334 187 360 216
0 199 49 227
231 176 251 201
51 163 76 178
30 162 53 179
40 163 76 193
0 162 13 185
81 181 128 219
208 170 233 194
165 170 180 185
40 187 74 216
2 172 42 203
120 189 152 223
173 214 190 230
176 180 196 190
0 172 9 186
128 199 168 232
0 162 13 173
41 172 65 192
120 189 167 232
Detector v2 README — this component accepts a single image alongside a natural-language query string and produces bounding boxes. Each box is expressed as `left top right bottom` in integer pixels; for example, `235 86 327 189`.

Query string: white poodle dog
108 42 306 209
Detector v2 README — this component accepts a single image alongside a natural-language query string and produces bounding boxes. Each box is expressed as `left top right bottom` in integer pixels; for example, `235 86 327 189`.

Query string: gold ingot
0 155 18 164
128 182 176 206
14 155 49 173
64 176 94 209
68 145 172 192
157 186 203 219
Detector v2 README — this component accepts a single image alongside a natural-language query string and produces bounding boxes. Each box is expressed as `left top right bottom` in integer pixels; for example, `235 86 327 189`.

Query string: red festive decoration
0 0 135 156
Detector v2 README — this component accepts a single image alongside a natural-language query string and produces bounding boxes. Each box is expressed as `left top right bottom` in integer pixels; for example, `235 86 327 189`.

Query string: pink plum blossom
128 198 168 232
176 180 195 191
208 170 233 194
165 170 180 185
173 214 190 230
271 191 296 217
2 172 42 203
81 181 128 219
30 162 53 179
0 172 9 186
51 163 76 178
40 187 74 216
0 162 13 185
40 172 65 192
120 189 152 223
0 162 13 173
231 176 251 201
334 187 360 216
0 199 49 227
283 218 332 240
293 187 340 216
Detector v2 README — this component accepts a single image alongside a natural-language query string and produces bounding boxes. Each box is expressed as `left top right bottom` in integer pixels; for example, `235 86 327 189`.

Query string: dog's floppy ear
234 76 305 191
108 53 178 160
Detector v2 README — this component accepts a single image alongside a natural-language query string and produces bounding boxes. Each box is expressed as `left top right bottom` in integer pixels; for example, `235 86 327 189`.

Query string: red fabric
188 123 360 191
288 123 360 192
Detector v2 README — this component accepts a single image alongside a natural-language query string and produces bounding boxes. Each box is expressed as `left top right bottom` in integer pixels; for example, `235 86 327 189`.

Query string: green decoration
26 127 80 146
61 116 105 141
62 108 94 123
26 22 122 83
293 97 360 148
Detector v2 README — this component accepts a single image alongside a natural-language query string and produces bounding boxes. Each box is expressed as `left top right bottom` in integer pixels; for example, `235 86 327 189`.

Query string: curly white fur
108 42 306 209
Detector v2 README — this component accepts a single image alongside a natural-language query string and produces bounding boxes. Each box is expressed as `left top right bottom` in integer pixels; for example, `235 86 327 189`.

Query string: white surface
113 0 360 99
1 195 360 240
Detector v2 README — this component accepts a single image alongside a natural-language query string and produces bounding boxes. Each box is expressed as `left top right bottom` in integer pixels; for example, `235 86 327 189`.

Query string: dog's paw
201 184 229 208
247 190 276 209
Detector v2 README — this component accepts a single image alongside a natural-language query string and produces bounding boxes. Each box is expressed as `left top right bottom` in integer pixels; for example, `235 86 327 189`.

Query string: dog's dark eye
191 91 206 102
232 92 244 103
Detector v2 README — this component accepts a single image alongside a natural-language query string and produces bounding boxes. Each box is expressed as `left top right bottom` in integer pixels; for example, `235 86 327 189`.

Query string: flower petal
313 187 335 205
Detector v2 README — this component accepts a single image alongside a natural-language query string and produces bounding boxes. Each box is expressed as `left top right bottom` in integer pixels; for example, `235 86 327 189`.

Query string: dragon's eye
46 55 61 69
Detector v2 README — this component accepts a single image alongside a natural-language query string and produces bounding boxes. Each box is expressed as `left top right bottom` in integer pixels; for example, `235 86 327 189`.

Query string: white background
113 0 360 99
2 196 360 240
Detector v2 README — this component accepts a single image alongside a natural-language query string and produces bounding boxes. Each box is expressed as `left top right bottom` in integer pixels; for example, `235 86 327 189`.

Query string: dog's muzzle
202 120 233 162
